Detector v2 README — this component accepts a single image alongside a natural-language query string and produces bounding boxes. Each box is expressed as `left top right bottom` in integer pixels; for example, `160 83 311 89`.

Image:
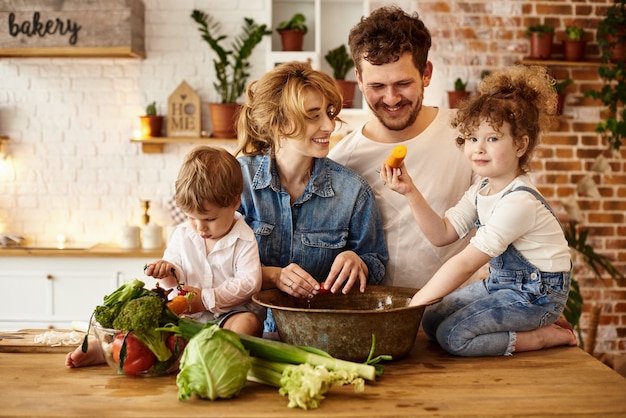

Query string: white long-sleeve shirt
445 176 571 272
163 212 263 318
329 108 476 288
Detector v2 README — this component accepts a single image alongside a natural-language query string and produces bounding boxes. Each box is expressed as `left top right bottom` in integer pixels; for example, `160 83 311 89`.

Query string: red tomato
111 333 156 376
166 334 186 356
319 281 332 294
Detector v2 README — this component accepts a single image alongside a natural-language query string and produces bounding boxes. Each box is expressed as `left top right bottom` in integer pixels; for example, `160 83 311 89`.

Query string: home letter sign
167 81 201 138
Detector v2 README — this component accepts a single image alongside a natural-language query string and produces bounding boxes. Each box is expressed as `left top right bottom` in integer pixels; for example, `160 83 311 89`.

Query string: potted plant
526 23 555 59
276 13 308 51
584 0 626 150
563 26 586 61
140 101 164 138
597 0 626 63
324 44 357 108
447 78 470 109
554 78 573 115
563 220 624 349
191 10 271 138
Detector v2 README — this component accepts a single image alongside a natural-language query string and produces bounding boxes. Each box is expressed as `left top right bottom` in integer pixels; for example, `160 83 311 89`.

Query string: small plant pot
208 103 241 139
556 93 567 115
563 39 586 62
528 32 554 59
447 91 471 109
606 33 625 63
335 80 357 108
139 116 164 138
279 29 305 51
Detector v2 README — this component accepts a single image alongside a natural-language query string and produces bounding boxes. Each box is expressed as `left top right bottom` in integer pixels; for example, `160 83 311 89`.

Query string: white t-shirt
163 212 263 318
445 176 571 272
329 108 476 288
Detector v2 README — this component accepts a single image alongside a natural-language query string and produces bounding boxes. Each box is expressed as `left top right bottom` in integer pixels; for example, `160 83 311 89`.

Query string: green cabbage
176 324 251 400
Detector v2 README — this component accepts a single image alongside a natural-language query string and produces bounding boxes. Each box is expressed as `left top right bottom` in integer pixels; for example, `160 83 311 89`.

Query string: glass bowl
91 320 181 377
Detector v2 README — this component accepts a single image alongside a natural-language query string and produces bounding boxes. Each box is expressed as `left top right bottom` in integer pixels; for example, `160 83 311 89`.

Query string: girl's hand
275 263 320 299
323 251 368 294
380 162 416 195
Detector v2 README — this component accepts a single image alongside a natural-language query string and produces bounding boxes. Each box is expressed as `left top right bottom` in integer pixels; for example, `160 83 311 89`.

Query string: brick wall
417 0 625 356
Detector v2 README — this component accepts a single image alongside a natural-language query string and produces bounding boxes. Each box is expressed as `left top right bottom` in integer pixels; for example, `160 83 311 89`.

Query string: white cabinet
267 0 370 113
0 257 158 331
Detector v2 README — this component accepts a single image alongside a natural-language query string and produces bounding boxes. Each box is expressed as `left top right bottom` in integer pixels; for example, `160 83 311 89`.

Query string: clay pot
208 103 241 139
606 33 625 63
278 29 305 51
139 116 164 138
335 79 357 108
563 39 586 61
528 32 554 59
447 91 471 109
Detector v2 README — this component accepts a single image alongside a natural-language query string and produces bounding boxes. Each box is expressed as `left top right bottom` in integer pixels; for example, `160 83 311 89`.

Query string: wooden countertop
0 243 164 258
1 333 624 417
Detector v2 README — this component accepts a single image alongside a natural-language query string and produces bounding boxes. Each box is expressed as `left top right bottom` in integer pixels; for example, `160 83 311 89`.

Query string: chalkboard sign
0 0 145 58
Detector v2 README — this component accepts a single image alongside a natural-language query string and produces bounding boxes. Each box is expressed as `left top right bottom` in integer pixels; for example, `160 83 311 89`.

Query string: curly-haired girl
380 65 576 356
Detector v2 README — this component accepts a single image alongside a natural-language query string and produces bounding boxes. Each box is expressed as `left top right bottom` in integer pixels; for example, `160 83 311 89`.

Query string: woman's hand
264 264 320 299
323 251 368 294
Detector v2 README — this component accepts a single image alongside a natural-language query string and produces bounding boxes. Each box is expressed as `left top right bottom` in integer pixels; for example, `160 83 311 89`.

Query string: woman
236 62 388 332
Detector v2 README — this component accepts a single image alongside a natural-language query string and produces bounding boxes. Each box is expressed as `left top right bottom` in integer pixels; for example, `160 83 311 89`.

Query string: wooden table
1 333 625 417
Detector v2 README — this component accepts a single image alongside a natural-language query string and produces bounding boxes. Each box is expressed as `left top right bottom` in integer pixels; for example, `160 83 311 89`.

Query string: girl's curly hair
451 65 557 174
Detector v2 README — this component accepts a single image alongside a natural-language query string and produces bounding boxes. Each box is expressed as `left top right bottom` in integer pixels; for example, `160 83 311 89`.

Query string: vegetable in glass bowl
92 320 184 377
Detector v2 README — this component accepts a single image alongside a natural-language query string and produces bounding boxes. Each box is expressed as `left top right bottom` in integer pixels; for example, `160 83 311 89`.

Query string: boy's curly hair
451 65 557 174
175 146 243 212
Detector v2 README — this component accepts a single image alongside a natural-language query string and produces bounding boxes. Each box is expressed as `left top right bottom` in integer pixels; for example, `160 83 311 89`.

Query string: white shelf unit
268 0 371 113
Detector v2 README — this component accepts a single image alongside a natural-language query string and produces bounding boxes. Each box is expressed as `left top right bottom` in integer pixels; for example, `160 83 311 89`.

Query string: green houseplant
563 26 586 61
276 13 308 51
324 44 357 108
447 78 470 109
139 101 163 138
584 0 626 150
554 78 573 115
191 10 271 138
563 221 625 348
526 23 555 59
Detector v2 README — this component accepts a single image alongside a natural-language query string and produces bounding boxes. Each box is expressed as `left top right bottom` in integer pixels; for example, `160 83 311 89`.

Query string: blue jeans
422 244 570 356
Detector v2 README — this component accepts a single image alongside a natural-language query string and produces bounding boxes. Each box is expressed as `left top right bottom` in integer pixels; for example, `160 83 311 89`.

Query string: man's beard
369 98 422 132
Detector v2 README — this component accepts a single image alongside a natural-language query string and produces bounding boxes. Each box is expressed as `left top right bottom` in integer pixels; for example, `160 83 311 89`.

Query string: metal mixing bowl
253 285 434 362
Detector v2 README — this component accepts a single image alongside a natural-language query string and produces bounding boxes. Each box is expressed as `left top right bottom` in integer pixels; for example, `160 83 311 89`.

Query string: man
329 6 477 288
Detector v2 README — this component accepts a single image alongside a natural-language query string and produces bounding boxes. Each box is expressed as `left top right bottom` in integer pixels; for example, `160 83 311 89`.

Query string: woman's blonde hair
236 61 343 156
175 146 243 212
452 65 557 174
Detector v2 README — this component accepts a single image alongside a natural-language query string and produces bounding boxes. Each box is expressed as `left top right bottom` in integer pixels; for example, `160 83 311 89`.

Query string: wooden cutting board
0 329 84 353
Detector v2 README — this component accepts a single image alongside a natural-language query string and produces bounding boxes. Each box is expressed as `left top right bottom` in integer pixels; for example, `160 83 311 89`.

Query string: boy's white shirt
329 107 476 288
445 175 571 273
163 211 263 317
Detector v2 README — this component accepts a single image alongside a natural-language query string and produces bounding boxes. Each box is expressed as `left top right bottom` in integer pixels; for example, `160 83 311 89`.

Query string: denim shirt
238 154 388 284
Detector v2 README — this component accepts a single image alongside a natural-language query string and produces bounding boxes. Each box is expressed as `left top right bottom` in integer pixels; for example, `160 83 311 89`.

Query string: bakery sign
0 0 145 58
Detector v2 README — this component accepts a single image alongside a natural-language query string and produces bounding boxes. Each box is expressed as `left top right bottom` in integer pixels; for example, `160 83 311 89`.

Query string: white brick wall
0 1 271 247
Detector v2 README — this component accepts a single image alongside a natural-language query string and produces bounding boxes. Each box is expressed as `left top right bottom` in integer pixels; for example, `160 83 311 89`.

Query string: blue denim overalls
421 181 571 356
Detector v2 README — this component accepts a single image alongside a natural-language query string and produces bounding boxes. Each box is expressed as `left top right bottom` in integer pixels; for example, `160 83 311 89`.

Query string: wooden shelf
130 137 237 153
520 58 606 67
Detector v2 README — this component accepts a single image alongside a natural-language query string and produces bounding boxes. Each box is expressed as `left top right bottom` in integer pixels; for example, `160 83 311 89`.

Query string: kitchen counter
0 243 164 258
1 333 624 417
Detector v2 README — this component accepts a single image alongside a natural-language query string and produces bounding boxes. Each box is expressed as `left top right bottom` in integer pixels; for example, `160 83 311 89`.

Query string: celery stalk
238 333 376 381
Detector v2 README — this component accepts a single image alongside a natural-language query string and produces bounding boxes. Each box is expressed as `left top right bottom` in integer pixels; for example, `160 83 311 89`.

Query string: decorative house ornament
166 81 201 138
0 0 145 58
